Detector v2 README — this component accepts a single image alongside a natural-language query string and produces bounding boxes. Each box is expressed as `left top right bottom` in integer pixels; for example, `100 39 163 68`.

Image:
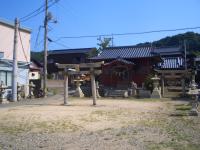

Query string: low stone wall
138 89 151 98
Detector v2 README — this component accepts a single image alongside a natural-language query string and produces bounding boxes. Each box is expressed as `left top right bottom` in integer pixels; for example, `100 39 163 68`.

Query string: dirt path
0 96 199 150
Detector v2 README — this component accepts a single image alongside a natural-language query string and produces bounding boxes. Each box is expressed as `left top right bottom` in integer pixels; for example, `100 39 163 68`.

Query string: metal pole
43 0 48 97
111 34 114 47
12 18 19 102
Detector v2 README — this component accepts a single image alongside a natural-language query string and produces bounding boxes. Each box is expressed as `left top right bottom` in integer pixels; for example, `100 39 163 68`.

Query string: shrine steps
104 89 129 98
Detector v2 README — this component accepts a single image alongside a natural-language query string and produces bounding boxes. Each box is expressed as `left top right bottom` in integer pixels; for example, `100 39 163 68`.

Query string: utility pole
111 34 114 47
184 40 187 70
12 18 19 102
43 0 48 97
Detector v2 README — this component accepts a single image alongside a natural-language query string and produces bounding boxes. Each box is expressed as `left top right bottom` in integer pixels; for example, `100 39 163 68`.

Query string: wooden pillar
64 73 69 105
90 69 97 105
161 74 164 97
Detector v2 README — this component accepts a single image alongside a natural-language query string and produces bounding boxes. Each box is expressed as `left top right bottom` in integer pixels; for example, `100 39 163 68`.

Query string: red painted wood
100 58 153 87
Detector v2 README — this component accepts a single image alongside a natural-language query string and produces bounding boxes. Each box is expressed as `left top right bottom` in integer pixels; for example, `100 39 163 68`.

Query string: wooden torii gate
56 61 104 105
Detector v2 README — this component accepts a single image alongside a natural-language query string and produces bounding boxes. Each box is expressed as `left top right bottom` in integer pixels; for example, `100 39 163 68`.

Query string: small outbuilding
90 46 161 88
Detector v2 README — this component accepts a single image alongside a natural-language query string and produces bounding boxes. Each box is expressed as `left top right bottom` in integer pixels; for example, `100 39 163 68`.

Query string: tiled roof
91 46 156 60
157 57 184 69
48 48 95 55
195 57 200 61
154 47 183 56
104 58 135 66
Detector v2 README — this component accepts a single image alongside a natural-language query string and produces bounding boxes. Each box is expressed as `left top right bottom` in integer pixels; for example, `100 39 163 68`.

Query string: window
0 72 6 85
7 72 12 86
0 71 12 87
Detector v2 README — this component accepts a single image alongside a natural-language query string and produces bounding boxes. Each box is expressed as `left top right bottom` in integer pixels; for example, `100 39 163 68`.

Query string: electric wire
34 26 42 49
18 25 29 62
19 3 46 21
56 26 200 40
51 40 70 48
20 0 60 22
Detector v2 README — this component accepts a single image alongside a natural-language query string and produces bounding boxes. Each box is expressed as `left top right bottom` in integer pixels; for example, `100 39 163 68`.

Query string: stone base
128 88 137 97
63 103 70 106
97 90 101 98
124 91 129 98
0 99 9 104
151 89 161 98
74 87 85 98
138 89 151 98
189 108 199 116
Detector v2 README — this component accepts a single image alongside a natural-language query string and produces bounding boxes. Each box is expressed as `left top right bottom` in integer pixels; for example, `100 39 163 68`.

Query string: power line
19 3 45 21
55 1 78 19
20 0 60 22
34 26 43 49
49 39 70 48
34 24 54 50
56 26 200 40
18 25 29 62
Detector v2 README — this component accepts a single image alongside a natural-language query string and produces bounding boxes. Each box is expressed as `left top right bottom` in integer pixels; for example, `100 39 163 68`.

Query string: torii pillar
63 72 69 105
90 68 97 105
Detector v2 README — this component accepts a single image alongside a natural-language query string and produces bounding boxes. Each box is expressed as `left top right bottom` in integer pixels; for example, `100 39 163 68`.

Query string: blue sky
0 0 200 51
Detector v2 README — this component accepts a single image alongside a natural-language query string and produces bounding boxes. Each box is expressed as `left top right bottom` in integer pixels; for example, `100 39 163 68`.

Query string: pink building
0 19 31 96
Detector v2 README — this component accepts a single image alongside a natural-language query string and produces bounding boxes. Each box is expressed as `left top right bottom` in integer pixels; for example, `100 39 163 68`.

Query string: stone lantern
187 79 199 116
151 74 161 98
74 77 85 98
0 81 9 104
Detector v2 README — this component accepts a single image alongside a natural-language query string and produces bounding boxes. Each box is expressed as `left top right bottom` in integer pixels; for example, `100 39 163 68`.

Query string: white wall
29 71 40 80
0 22 31 62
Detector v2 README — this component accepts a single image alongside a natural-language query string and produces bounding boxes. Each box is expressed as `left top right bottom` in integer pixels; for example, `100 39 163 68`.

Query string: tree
136 32 200 54
87 48 98 58
97 37 112 53
31 51 44 62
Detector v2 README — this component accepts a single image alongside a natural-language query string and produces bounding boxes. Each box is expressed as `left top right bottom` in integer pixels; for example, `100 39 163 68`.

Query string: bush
144 74 154 93
47 74 54 79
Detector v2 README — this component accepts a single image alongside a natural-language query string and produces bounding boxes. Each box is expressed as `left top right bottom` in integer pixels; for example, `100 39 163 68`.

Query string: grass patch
0 120 81 135
91 109 131 121
171 103 192 117
0 144 3 150
147 142 200 150
80 109 126 123
170 111 189 117
91 110 120 118
176 105 192 111
137 118 166 128
127 97 163 102
138 116 196 147
116 131 127 137
96 127 114 135
79 115 99 122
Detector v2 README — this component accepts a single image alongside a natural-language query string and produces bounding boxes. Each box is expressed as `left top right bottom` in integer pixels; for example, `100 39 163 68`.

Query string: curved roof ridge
104 45 153 51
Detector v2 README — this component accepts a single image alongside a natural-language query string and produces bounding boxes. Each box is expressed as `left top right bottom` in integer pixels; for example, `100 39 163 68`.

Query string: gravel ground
0 95 199 150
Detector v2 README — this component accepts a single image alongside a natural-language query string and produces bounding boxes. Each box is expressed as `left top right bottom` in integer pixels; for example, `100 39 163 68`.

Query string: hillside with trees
31 51 43 62
137 32 200 55
31 32 200 61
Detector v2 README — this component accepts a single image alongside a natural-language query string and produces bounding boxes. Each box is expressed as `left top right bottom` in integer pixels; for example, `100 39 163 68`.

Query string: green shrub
144 74 154 92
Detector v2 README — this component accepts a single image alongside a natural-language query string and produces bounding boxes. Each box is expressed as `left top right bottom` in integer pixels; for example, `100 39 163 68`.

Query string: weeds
0 120 81 135
176 105 192 111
